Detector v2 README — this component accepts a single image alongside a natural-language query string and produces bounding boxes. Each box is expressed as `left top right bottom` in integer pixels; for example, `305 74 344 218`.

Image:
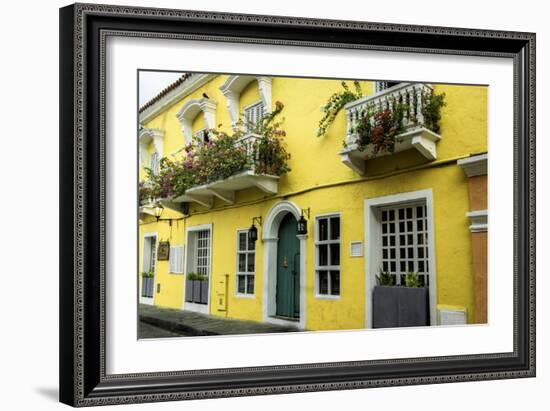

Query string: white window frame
365 189 437 327
182 224 213 314
140 232 158 305
235 229 256 298
168 245 185 274
378 202 430 287
314 213 342 300
243 100 265 132
374 81 402 93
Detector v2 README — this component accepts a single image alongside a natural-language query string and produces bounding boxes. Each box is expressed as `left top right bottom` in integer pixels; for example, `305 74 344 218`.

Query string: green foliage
376 269 396 286
143 101 290 200
317 81 363 138
187 272 208 281
421 90 446 134
141 271 154 278
138 181 154 204
354 102 407 155
351 90 446 155
404 272 422 288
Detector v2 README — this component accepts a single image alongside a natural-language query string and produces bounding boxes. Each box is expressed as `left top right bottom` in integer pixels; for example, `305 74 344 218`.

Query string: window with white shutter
149 151 160 176
243 101 265 132
169 246 185 274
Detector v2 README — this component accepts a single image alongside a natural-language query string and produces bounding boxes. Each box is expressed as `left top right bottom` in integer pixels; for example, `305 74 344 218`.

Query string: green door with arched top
276 213 300 319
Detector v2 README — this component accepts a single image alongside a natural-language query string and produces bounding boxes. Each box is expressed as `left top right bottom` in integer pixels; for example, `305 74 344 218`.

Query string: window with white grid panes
244 101 265 131
236 230 255 295
315 215 341 296
195 230 210 277
380 203 429 287
375 81 401 92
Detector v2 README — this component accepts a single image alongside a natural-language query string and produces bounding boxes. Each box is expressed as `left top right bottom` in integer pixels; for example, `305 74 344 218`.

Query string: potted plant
184 272 196 303
185 273 209 304
372 270 429 328
140 271 154 297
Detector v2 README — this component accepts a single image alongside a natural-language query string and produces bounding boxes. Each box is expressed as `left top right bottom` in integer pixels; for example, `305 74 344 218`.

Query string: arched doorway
276 213 300 319
262 201 307 329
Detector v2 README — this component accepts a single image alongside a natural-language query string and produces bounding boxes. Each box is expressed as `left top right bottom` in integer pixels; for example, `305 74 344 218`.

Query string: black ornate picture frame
59 3 535 407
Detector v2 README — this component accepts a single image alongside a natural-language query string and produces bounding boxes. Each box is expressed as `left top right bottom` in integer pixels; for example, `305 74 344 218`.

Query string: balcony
339 83 442 175
161 133 281 210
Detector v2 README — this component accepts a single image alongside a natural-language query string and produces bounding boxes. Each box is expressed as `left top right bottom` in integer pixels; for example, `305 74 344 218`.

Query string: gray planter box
372 286 429 328
193 281 202 303
185 279 194 302
200 280 209 304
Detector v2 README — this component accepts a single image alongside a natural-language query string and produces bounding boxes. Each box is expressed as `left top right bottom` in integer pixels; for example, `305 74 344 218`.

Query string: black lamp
248 216 262 243
297 208 310 235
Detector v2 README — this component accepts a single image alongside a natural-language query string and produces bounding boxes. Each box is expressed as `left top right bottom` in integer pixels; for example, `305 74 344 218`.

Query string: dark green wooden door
276 213 300 318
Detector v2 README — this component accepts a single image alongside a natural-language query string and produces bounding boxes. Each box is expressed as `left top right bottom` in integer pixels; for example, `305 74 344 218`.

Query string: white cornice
467 209 488 233
457 153 488 177
139 74 216 124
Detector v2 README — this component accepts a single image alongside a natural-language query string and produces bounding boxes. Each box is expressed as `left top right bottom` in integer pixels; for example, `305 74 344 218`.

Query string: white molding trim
139 232 158 305
262 200 306 329
234 228 256 298
457 153 488 177
364 189 437 328
219 75 272 127
139 74 215 123
467 209 488 232
176 98 217 143
313 212 342 299
182 223 213 314
139 128 164 167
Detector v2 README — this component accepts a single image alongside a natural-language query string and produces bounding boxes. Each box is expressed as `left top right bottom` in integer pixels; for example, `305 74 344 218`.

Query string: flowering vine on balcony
348 88 446 156
140 101 290 202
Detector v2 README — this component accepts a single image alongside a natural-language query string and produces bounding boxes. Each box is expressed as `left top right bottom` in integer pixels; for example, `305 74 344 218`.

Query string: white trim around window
243 100 265 131
235 229 256 298
168 245 185 274
139 232 158 305
182 224 213 314
314 212 342 300
364 189 437 328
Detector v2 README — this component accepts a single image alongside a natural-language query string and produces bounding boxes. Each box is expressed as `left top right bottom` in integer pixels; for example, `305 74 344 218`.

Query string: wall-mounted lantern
153 204 163 222
248 216 262 243
297 208 310 235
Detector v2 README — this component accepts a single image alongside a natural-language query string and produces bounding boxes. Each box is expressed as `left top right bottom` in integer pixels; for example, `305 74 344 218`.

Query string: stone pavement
139 304 301 337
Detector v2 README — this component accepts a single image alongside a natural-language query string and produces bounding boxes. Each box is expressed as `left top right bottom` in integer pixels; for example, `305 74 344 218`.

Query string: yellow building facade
138 73 488 331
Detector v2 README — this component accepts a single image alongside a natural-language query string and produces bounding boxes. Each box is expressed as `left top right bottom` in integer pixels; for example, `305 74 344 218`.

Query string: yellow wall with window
139 74 487 330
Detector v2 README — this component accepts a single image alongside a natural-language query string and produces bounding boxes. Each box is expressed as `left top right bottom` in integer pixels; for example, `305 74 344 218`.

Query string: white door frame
139 232 158 305
262 200 307 329
182 223 213 314
364 189 437 328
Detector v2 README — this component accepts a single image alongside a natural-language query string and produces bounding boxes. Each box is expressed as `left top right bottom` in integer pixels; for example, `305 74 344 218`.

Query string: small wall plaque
157 241 170 260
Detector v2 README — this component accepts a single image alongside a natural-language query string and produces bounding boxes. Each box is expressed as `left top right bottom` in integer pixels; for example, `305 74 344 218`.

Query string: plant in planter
372 270 429 328
352 101 407 156
185 273 209 304
404 271 422 288
145 101 291 200
376 268 396 286
346 90 446 157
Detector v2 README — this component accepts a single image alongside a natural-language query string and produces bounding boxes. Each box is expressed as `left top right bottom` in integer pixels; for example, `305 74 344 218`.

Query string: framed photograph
59 3 535 407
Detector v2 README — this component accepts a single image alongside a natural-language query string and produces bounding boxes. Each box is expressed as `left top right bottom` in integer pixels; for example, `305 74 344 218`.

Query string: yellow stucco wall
139 74 487 329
